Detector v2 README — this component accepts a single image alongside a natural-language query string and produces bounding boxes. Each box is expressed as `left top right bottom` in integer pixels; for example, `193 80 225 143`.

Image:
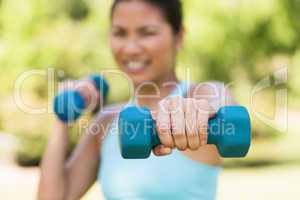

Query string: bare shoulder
187 81 236 110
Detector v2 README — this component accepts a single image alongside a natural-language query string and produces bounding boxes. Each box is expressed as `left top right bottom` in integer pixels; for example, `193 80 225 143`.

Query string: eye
143 31 157 37
111 28 127 38
140 28 158 37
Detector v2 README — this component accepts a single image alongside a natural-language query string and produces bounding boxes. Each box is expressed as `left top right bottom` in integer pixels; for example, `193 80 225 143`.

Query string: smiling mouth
123 60 151 73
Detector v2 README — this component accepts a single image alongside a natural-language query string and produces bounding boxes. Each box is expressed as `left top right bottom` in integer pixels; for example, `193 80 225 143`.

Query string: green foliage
0 114 3 130
0 0 299 166
66 0 90 21
15 126 80 167
15 133 47 166
1 0 298 85
181 0 300 83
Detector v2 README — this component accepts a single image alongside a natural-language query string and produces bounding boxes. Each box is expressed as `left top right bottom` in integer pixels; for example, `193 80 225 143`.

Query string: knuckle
199 132 208 144
196 99 210 113
184 98 194 113
186 128 198 137
172 131 186 139
199 129 208 138
199 122 209 131
172 127 185 136
185 110 195 119
185 98 195 107
173 133 186 142
159 99 170 112
170 95 182 101
197 114 209 128
187 134 200 150
185 120 196 132
157 126 170 136
200 132 208 139
184 125 192 135
197 98 209 106
169 143 175 149
170 95 183 107
157 122 170 134
163 141 174 148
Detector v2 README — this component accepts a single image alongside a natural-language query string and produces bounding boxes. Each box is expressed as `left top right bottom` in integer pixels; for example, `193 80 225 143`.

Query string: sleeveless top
97 81 221 200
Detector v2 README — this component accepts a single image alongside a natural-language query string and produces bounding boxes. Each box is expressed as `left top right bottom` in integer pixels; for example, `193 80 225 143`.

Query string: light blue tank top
98 81 221 200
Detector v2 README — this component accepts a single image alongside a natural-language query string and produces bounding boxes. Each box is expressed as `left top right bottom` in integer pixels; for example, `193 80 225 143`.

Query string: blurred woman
38 0 235 199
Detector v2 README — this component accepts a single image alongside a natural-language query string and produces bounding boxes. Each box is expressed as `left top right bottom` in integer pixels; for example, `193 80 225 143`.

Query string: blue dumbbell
54 74 109 122
118 105 251 159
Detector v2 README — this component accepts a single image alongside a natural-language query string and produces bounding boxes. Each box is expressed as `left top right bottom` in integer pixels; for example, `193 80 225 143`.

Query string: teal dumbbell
54 74 109 122
118 106 251 159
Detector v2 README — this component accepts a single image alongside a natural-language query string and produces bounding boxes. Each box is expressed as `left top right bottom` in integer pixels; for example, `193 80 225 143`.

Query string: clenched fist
153 96 215 156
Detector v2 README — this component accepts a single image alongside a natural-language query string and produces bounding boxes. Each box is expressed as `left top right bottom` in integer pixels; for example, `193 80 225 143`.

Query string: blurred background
0 0 299 199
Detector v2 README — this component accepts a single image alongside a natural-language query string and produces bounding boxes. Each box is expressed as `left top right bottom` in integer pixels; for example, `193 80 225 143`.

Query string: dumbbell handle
53 74 109 122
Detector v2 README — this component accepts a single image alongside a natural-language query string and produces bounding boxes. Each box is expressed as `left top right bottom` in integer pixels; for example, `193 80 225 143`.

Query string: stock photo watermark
12 66 288 139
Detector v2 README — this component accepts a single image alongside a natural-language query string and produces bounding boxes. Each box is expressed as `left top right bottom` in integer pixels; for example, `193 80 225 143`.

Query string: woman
38 0 235 199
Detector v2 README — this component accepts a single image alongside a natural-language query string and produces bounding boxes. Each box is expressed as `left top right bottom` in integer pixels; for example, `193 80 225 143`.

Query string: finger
184 98 200 150
156 99 174 148
77 80 99 110
76 80 95 99
170 96 187 151
195 99 216 119
195 99 210 146
153 145 172 157
88 90 101 112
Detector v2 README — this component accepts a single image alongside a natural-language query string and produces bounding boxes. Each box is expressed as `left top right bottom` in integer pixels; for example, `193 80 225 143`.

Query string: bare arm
38 113 113 200
38 119 70 200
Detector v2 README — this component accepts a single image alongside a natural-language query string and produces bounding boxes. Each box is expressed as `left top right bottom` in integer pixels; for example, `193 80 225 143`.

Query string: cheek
110 38 122 60
144 35 174 66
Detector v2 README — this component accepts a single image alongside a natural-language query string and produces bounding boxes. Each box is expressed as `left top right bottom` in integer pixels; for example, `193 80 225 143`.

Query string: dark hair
111 0 183 35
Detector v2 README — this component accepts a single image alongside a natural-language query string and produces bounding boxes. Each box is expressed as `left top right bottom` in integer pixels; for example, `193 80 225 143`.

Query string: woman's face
110 0 183 85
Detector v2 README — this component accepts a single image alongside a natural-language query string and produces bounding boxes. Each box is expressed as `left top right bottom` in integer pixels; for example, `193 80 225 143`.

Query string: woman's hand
58 78 101 115
153 96 215 156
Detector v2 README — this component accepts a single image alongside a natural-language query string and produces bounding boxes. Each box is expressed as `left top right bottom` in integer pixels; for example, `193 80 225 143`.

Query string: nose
122 39 143 56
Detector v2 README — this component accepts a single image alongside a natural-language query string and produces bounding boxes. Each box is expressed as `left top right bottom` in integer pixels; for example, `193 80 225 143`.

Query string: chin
131 76 150 86
130 74 157 86
119 67 161 86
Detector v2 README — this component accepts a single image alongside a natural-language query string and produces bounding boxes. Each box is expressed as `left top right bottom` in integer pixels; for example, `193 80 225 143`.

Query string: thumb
153 145 172 157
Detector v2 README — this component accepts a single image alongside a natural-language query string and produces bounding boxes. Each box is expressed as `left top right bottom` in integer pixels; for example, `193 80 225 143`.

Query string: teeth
127 61 146 70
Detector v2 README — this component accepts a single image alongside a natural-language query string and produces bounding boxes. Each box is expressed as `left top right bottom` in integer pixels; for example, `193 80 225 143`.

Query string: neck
133 71 178 109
